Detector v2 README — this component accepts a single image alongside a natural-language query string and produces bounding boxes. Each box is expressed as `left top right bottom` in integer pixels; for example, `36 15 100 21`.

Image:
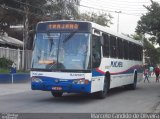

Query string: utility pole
115 11 121 33
22 0 29 70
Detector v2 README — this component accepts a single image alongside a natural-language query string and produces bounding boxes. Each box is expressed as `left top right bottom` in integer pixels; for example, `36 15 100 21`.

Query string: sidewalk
0 83 31 96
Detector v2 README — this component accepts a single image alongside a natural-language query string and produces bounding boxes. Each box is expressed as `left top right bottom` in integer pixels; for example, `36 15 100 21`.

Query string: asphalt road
0 77 160 114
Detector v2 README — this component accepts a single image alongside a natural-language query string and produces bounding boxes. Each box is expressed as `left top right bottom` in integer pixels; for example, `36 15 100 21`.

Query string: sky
79 0 160 35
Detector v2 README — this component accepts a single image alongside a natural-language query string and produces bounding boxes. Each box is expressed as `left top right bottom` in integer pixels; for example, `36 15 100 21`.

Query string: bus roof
90 21 143 46
38 20 143 46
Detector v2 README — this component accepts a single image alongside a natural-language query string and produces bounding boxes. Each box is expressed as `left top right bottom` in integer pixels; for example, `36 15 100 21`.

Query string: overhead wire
82 0 150 6
79 0 153 16
1 0 152 17
78 4 143 16
0 4 52 19
80 0 148 11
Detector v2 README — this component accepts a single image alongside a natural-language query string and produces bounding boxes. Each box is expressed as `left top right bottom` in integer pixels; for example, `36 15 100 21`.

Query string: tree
0 0 48 49
143 38 160 65
46 0 80 20
0 1 23 34
136 0 160 45
0 0 81 49
80 12 112 27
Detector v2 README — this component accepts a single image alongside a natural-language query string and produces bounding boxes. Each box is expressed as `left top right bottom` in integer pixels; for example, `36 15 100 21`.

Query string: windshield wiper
63 31 77 43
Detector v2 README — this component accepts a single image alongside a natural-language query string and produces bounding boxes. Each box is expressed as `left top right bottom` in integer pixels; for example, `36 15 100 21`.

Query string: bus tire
51 92 63 97
125 72 137 90
96 76 110 99
130 72 137 90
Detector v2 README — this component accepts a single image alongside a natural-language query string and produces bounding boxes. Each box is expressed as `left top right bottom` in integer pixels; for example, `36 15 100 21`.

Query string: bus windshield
32 32 90 70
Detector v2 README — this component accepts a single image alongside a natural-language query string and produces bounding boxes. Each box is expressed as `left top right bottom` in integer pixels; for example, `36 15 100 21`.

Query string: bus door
91 29 104 92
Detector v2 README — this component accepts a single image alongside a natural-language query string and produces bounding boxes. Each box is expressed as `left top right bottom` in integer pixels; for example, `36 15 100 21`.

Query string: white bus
31 20 143 98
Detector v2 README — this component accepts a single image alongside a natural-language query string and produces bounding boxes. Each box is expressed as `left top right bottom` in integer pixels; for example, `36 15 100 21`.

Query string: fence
0 47 32 70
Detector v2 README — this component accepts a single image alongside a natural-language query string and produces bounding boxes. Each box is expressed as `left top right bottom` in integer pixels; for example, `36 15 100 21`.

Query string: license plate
52 86 62 90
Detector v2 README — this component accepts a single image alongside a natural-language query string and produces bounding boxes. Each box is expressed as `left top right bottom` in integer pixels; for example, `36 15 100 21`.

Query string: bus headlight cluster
73 78 89 84
31 77 42 83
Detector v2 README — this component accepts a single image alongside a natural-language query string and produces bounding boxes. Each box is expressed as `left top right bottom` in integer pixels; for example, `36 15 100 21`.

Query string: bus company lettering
111 61 123 67
32 72 43 76
70 73 85 77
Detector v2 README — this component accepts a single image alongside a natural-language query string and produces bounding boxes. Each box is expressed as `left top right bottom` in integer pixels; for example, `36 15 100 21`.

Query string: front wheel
51 92 63 97
95 77 110 99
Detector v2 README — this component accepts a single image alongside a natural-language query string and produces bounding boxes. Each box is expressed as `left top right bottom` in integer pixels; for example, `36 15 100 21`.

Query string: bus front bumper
31 82 91 93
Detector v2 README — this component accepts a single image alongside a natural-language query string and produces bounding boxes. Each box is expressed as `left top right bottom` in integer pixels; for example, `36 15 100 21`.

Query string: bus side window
117 38 123 59
110 35 117 58
129 42 134 60
92 34 101 68
140 47 143 61
134 44 138 60
102 33 110 57
138 46 143 61
124 40 129 60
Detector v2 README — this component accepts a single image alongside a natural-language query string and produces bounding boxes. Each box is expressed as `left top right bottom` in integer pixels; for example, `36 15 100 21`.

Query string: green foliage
131 34 143 41
0 57 13 69
80 12 113 27
143 39 160 65
0 68 9 73
136 0 160 45
16 70 29 73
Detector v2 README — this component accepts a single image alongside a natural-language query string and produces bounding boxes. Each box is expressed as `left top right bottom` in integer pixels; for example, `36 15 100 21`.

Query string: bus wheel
125 72 137 90
130 72 137 90
51 92 63 97
96 77 109 99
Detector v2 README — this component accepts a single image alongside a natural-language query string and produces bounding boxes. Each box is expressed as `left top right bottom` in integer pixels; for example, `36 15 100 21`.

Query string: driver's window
92 34 101 68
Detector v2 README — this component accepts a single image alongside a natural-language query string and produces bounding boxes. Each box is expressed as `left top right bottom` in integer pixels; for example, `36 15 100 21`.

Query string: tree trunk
22 0 29 70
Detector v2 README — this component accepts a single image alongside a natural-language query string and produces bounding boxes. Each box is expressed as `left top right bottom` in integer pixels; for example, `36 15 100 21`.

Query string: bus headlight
73 78 89 84
31 77 42 83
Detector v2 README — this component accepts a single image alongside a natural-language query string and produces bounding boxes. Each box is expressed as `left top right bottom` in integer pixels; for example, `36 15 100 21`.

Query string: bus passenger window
117 38 123 59
92 35 101 68
129 42 134 60
110 35 117 58
124 41 129 60
102 33 110 57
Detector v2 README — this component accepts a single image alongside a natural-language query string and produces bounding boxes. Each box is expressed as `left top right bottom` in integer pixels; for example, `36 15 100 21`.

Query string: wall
0 74 30 83
0 47 32 70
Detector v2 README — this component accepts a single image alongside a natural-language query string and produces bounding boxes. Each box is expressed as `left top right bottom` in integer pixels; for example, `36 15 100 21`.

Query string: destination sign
48 23 79 30
36 21 91 32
